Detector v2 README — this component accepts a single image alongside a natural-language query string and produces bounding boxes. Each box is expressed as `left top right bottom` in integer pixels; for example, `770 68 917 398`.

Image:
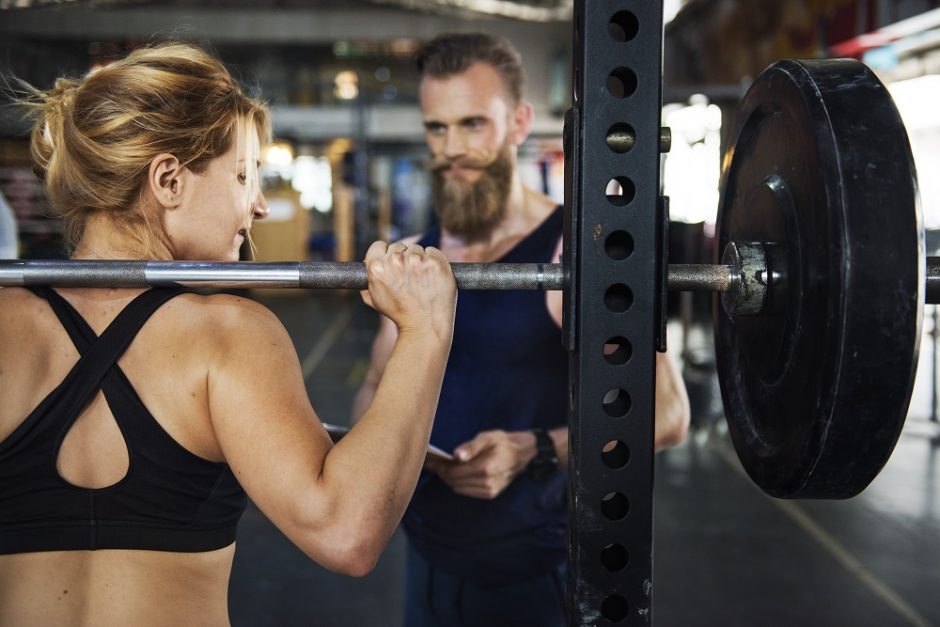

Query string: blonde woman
0 43 456 626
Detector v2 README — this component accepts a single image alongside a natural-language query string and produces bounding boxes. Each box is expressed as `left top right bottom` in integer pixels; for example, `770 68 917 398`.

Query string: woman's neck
71 212 172 260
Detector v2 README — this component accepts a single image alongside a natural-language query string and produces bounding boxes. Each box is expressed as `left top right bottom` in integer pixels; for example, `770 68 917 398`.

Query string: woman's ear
147 153 185 209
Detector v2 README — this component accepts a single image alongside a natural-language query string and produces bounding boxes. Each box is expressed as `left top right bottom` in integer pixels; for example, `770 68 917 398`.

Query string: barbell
0 58 927 500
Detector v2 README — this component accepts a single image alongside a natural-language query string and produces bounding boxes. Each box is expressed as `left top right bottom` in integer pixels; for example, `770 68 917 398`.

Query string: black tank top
0 287 246 554
404 206 569 585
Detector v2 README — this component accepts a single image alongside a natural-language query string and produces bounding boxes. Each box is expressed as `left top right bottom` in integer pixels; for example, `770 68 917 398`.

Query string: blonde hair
21 42 271 255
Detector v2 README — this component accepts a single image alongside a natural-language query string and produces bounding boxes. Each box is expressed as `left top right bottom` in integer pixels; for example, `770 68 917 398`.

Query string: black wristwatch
526 428 560 480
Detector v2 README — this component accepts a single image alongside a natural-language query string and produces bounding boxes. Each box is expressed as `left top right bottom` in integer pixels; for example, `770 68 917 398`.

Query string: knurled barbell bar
0 254 938 303
0 58 925 501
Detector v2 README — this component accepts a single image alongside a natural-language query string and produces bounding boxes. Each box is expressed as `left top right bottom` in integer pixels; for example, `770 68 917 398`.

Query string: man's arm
351 235 424 424
358 235 690 501
351 313 398 424
545 236 690 451
427 237 690 500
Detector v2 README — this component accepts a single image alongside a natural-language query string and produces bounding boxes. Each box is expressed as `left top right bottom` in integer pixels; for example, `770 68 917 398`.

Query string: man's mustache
427 156 491 173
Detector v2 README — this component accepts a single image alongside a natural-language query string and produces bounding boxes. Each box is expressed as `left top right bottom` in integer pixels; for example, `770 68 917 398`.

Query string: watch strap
526 428 559 479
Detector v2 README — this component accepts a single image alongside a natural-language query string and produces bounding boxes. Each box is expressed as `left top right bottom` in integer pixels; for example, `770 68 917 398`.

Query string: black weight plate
714 59 922 499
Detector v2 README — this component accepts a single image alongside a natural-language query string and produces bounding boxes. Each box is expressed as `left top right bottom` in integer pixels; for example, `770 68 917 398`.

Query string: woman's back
0 543 234 626
1 41 457 624
0 286 246 626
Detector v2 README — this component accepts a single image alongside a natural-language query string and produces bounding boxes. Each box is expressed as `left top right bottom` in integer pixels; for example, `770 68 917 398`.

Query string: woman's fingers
364 240 389 262
362 240 456 328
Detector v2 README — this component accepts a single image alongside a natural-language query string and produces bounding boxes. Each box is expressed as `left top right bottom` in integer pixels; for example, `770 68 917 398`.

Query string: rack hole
601 543 630 571
603 337 632 365
601 492 630 520
607 67 637 99
606 123 636 154
605 230 634 260
601 594 630 622
602 388 631 418
608 11 639 42
601 440 631 469
604 284 633 312
606 177 636 207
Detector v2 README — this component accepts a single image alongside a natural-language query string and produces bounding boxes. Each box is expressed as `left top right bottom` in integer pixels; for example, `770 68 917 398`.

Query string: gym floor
228 292 940 627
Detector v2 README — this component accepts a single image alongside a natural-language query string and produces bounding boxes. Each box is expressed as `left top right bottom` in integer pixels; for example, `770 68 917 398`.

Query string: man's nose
442 129 468 160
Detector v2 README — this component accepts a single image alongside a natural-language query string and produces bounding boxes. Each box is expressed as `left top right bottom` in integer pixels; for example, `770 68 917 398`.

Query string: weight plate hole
607 67 637 99
602 388 631 417
605 230 634 260
608 11 639 42
604 284 633 312
601 440 630 469
601 492 630 520
601 543 630 571
603 337 632 365
606 177 636 206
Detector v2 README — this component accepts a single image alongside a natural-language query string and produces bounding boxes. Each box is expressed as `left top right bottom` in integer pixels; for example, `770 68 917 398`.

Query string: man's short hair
416 33 525 103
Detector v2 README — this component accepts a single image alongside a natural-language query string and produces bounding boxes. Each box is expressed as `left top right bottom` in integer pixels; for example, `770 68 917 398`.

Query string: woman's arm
207 243 455 576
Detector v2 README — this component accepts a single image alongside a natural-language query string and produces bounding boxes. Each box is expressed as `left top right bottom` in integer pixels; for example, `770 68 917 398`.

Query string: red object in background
829 32 900 58
825 0 874 48
825 0 940 57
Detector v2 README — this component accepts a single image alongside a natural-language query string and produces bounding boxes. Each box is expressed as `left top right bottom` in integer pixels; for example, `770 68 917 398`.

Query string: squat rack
565 1 663 624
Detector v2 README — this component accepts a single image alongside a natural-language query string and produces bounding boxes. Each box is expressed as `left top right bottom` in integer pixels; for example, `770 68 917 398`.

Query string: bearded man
353 33 690 627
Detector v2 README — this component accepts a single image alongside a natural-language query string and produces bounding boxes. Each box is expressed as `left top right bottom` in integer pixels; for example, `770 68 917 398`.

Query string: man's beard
429 144 513 239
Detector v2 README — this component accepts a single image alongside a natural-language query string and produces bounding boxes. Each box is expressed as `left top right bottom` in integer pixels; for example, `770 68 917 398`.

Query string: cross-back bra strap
35 288 187 424
26 286 97 352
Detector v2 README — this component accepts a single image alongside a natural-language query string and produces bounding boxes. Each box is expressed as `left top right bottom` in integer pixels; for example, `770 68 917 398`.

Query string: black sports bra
0 287 246 554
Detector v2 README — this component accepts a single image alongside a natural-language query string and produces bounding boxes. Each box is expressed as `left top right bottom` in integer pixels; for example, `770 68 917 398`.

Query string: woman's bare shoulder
0 286 40 304
171 291 277 318
160 291 290 348
0 287 51 324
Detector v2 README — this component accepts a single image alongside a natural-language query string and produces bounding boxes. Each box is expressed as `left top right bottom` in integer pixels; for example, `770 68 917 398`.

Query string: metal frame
566 1 663 624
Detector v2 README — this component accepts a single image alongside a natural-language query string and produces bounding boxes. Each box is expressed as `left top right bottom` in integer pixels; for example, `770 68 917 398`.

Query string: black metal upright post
565 1 664 625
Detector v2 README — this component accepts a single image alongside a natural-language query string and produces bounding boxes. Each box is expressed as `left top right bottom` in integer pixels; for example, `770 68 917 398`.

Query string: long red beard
429 146 513 239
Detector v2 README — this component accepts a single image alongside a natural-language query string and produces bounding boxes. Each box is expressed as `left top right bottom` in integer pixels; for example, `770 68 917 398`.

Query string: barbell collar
721 242 769 317
927 257 940 305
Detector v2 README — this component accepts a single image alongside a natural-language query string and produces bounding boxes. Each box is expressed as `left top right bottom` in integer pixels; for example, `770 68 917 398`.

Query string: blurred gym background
1 1 939 625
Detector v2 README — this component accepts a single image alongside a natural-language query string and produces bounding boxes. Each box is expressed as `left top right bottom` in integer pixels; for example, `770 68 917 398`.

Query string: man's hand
425 430 537 499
